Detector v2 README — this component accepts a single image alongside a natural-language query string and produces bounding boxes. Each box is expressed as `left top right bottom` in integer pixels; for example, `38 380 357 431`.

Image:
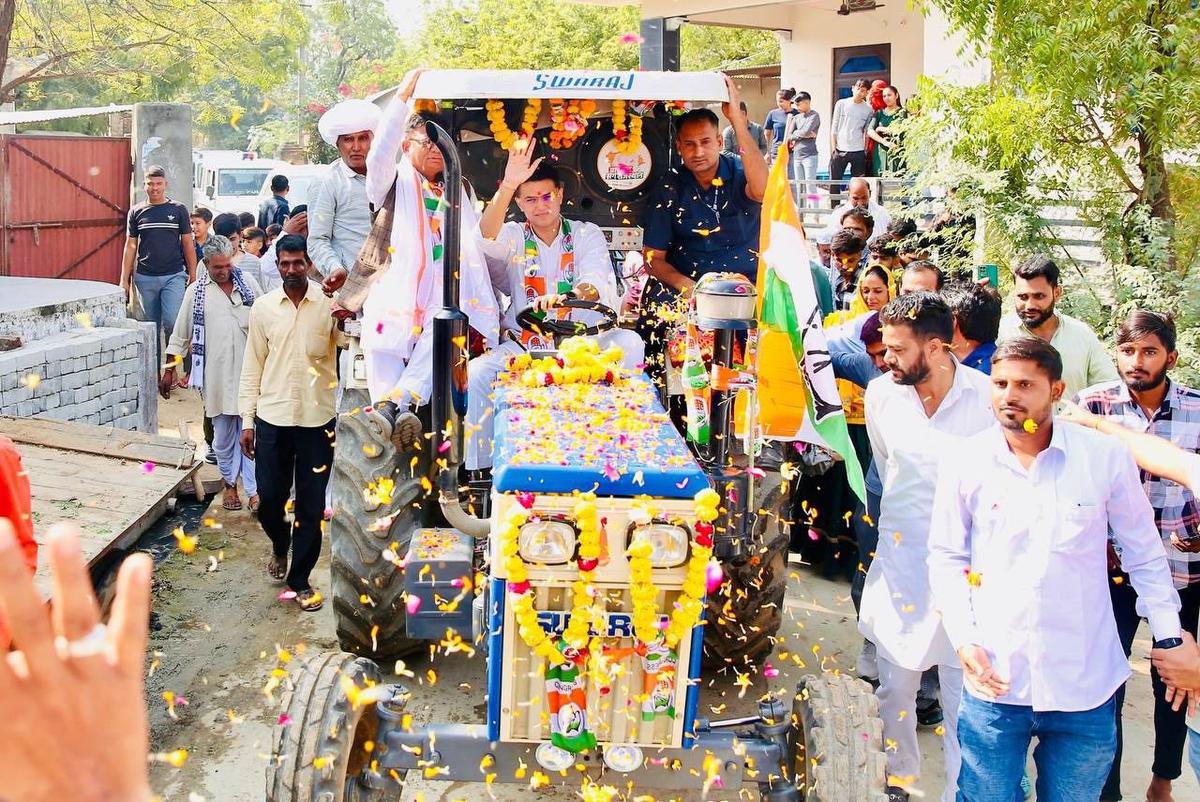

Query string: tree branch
0 36 171 100
1078 102 1142 196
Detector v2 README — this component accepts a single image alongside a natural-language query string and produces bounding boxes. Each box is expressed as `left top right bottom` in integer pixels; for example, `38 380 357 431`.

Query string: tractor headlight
629 523 690 568
518 520 576 565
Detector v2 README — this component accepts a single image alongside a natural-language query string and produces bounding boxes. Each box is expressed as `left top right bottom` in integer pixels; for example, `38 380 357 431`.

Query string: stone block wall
0 326 148 429
0 278 158 432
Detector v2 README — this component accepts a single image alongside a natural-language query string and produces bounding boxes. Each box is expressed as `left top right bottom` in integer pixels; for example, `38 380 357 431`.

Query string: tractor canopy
371 69 731 231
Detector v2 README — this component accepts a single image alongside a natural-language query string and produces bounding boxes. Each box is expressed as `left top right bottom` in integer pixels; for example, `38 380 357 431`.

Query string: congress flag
754 145 865 502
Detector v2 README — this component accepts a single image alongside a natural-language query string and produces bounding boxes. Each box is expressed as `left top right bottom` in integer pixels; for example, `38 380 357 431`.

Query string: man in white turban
308 99 381 287
308 98 382 412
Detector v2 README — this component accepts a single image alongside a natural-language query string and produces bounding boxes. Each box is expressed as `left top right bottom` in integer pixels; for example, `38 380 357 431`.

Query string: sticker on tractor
536 610 668 639
597 139 652 191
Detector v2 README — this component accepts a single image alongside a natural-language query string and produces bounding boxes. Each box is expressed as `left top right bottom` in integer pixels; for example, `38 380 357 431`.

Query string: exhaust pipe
424 119 489 537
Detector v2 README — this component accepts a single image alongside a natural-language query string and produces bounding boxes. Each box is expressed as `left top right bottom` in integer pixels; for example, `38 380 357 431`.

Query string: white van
257 163 331 210
195 155 279 216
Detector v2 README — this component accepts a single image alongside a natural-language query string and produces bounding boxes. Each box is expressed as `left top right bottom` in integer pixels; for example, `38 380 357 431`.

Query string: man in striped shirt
1076 310 1200 802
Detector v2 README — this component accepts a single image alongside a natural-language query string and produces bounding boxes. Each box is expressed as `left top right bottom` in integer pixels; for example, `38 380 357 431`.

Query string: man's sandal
267 554 287 583
295 588 323 612
222 485 242 511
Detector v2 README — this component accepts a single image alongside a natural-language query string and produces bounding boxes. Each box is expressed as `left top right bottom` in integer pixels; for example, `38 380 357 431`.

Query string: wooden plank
21 451 186 495
0 416 196 467
14 419 202 598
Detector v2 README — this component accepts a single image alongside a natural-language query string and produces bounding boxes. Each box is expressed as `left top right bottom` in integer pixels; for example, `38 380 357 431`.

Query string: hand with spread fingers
0 520 154 802
499 139 544 192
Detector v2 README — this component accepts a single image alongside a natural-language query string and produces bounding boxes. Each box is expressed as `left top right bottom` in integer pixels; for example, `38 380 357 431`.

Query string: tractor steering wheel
516 298 619 342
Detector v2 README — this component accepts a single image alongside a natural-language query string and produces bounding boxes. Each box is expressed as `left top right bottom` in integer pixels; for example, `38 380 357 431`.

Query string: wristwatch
1153 637 1184 649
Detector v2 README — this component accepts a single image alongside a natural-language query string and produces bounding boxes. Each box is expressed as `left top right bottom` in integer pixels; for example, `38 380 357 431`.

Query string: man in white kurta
357 70 500 415
861 292 994 800
467 146 644 473
162 235 262 511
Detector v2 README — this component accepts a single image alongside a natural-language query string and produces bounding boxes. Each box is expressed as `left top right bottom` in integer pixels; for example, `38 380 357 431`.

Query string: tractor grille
493 493 701 748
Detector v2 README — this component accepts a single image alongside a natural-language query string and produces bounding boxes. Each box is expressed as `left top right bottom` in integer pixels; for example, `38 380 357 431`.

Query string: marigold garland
503 491 603 666
610 99 644 156
486 98 543 151
627 488 719 649
548 98 597 150
504 336 627 388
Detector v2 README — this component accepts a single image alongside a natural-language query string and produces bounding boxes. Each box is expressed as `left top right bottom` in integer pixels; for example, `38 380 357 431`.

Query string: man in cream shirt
998 254 1117 398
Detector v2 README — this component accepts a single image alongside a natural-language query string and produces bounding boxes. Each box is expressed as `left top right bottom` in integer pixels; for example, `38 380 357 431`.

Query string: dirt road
142 396 1195 801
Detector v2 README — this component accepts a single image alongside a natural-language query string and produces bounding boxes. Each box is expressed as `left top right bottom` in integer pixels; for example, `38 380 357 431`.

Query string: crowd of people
722 79 907 194
18 67 1200 801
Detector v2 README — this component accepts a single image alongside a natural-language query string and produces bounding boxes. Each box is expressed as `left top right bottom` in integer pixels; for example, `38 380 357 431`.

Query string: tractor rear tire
703 477 789 670
330 392 425 661
267 651 401 802
785 673 887 802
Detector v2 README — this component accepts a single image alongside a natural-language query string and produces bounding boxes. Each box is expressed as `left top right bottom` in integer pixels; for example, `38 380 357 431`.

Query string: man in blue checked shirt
1076 310 1200 802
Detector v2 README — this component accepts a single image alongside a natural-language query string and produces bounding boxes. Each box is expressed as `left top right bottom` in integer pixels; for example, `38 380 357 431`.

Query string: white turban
318 99 382 146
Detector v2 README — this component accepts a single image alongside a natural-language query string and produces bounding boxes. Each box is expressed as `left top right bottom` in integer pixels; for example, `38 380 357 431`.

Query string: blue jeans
957 691 1117 802
134 271 186 359
1190 727 1200 786
792 153 819 207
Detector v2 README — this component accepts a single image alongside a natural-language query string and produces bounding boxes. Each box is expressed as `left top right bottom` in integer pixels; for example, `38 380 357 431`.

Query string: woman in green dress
868 86 906 177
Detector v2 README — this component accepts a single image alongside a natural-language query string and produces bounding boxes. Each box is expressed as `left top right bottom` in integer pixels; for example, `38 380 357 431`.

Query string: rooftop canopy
407 69 729 102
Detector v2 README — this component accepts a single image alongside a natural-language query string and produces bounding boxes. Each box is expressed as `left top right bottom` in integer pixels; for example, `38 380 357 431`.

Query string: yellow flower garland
505 487 719 666
503 491 603 666
505 336 627 388
486 98 543 151
610 100 644 156
628 489 719 650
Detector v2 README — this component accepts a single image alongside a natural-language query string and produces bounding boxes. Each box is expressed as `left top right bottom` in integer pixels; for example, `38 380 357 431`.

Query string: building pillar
640 17 681 72
130 103 193 210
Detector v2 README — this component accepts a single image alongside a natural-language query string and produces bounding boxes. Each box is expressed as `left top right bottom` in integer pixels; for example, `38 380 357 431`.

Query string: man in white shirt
468 146 644 474
862 292 995 802
823 177 892 243
309 99 378 283
929 335 1194 801
830 79 874 189
1055 401 1200 790
997 254 1117 398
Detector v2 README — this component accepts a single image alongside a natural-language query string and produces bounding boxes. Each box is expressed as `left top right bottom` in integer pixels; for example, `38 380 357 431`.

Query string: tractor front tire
703 477 789 670
785 673 887 802
268 651 401 802
330 392 425 661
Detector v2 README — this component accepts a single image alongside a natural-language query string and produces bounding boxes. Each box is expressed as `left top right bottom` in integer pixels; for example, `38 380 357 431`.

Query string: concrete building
596 0 988 171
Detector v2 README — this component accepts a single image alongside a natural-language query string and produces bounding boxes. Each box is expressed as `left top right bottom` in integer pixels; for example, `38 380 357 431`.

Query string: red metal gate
0 134 132 282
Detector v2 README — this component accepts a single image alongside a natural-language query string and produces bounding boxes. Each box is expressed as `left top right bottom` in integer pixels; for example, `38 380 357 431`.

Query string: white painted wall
779 3 925 170
634 2 988 170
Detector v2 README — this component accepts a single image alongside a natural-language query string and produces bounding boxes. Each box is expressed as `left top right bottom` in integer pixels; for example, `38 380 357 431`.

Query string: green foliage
909 0 1200 380
3 0 306 116
363 1 778 85
680 23 779 71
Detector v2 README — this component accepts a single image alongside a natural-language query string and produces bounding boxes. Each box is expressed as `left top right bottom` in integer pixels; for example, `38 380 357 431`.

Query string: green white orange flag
754 145 865 502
